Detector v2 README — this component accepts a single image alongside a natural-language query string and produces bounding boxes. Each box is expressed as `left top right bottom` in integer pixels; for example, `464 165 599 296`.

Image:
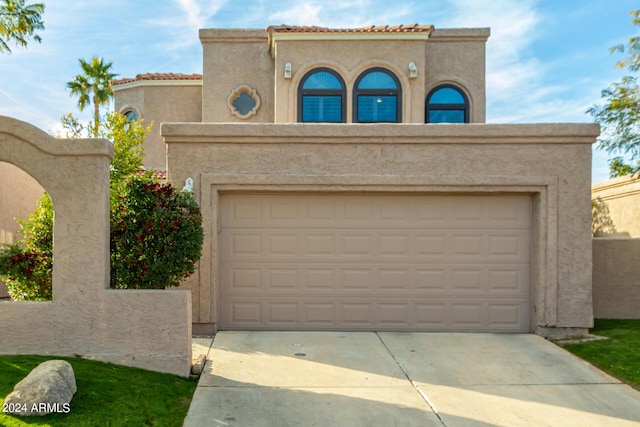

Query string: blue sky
0 0 637 183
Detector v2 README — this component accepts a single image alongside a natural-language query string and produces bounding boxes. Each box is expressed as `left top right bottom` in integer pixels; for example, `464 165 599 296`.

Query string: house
112 24 599 338
591 175 640 320
591 175 640 238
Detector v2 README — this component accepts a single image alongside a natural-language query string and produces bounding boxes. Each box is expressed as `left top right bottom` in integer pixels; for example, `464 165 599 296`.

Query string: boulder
3 360 76 416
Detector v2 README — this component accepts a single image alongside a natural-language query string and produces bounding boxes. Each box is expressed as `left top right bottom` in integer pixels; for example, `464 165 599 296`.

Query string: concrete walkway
186 332 640 426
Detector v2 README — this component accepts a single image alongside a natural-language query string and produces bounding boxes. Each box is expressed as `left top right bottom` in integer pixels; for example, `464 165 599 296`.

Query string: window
354 68 401 123
123 110 138 121
426 85 469 123
298 68 345 122
227 85 261 119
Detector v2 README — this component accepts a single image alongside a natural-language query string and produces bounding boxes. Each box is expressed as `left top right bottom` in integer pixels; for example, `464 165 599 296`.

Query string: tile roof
267 24 434 34
111 73 202 86
134 169 167 181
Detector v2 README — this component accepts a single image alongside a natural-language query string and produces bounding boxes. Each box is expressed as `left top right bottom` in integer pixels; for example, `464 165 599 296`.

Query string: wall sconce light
408 61 417 79
284 62 292 79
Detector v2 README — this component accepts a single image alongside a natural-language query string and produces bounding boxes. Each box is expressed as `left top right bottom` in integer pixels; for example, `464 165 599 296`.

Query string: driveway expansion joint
375 332 446 425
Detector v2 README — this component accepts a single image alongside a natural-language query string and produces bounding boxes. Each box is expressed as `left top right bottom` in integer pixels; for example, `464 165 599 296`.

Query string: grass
0 355 198 427
560 319 640 390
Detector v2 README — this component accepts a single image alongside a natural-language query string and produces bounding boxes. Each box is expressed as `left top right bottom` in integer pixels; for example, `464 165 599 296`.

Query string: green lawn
0 355 198 427
561 319 640 390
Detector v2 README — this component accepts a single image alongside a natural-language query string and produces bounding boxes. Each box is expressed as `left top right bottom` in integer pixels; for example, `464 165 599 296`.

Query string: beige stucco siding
593 238 640 318
0 161 45 245
196 28 488 125
592 175 640 238
200 29 274 123
273 39 428 123
425 29 489 123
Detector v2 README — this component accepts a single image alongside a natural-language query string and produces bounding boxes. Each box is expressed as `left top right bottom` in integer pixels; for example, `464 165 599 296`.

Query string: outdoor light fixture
408 61 417 78
284 62 292 79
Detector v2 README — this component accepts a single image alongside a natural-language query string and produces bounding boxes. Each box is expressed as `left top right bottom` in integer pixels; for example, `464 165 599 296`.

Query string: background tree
589 9 640 177
66 56 118 137
0 0 44 53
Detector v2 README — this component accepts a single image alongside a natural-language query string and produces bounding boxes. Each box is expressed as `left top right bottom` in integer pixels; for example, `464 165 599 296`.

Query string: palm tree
66 56 118 137
0 0 45 53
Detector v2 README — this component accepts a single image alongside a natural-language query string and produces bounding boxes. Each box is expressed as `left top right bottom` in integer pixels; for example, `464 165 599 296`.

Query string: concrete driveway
184 332 640 426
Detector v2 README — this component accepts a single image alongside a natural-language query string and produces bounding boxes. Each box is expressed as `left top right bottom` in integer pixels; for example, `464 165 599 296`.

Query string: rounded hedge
110 176 203 289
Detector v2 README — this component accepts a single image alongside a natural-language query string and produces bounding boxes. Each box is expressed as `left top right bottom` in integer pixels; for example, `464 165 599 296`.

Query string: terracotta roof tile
134 169 167 181
267 24 434 34
111 73 202 86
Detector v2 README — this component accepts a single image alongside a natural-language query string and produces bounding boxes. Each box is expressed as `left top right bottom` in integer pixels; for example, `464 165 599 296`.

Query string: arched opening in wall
0 161 51 302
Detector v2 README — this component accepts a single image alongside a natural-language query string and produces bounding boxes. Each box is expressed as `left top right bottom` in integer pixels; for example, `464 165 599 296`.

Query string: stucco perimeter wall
114 83 202 171
163 122 599 338
0 162 44 245
592 175 640 237
0 116 192 377
593 238 640 318
0 162 45 297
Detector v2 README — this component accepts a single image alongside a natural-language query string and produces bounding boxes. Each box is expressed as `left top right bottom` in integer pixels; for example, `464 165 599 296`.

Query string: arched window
425 84 469 123
353 68 401 123
298 68 346 123
123 110 138 121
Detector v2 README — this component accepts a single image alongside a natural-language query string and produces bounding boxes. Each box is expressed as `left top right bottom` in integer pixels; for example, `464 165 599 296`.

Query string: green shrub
0 194 53 301
110 176 203 289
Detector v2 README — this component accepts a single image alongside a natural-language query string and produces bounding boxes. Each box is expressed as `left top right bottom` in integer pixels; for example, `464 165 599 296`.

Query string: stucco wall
273 38 428 123
163 122 599 338
114 83 202 170
197 27 488 125
0 162 44 245
0 116 192 377
0 162 45 298
593 238 640 318
592 175 640 237
426 29 488 123
200 29 274 123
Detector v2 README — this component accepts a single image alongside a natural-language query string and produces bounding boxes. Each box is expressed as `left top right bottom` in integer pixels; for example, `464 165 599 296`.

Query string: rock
191 354 206 375
3 360 76 416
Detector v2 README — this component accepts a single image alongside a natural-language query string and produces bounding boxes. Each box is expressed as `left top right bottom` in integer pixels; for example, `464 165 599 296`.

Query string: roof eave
268 31 432 57
112 79 203 91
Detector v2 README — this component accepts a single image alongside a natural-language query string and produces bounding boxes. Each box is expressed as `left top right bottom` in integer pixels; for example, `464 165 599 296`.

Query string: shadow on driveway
184 332 640 426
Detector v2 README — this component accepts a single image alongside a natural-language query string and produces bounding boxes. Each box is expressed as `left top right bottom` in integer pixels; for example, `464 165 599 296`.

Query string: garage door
219 193 531 332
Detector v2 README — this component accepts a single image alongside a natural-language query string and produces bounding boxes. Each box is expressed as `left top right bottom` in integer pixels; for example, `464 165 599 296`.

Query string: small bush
110 176 203 289
0 195 53 301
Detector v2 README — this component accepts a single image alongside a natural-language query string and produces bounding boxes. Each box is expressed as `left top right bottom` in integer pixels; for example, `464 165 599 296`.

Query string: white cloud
269 3 323 26
267 0 414 29
173 0 227 29
442 0 550 122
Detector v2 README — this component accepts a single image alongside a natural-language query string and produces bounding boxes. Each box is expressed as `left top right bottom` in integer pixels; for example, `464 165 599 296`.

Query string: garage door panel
223 263 529 295
221 194 532 228
220 298 530 331
222 229 530 262
219 193 532 332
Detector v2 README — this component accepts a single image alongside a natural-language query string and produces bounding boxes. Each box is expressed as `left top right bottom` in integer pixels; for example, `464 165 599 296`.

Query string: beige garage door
219 193 531 332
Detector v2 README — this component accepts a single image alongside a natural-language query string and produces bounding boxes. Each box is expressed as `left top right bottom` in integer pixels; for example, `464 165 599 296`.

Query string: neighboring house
0 162 45 298
591 175 640 320
112 24 599 338
112 73 203 171
591 175 640 237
